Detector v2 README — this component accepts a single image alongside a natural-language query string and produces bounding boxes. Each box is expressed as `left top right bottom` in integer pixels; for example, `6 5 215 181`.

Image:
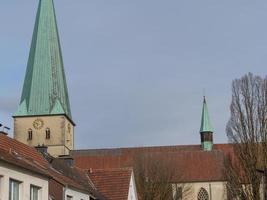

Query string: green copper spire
200 96 213 133
14 0 72 119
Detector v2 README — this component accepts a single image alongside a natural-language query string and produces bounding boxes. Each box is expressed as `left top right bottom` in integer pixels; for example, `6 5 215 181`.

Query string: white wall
173 181 227 200
0 161 49 200
128 172 138 200
65 187 90 200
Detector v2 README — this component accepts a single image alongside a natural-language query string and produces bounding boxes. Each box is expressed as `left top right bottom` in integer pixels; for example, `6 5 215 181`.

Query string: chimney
58 155 74 167
0 124 9 135
0 131 8 136
35 144 48 154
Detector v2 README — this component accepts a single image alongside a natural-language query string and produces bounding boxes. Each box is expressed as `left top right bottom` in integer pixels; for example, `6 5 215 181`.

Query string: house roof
0 148 50 178
0 134 104 199
14 0 72 119
71 143 234 182
88 168 133 200
0 134 48 166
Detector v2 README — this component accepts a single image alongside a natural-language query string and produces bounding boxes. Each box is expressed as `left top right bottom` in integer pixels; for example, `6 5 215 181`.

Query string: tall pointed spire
200 96 213 133
14 0 72 120
199 96 213 151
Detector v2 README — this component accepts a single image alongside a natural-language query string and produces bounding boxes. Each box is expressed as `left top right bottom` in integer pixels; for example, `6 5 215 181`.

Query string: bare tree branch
226 73 267 199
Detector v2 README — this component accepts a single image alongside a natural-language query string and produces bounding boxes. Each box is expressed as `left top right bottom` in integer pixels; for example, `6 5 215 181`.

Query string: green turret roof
200 96 213 133
14 0 72 119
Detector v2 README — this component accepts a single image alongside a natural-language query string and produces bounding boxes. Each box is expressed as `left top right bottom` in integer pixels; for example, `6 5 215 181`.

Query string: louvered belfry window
28 129 33 140
45 128 51 139
197 188 209 200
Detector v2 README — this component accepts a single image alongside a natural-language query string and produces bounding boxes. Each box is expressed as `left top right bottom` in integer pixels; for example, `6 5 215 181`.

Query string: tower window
45 128 50 139
28 129 33 140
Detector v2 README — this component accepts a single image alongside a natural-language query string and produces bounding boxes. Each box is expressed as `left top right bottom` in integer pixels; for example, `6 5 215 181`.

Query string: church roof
14 0 72 119
200 96 213 133
71 144 234 182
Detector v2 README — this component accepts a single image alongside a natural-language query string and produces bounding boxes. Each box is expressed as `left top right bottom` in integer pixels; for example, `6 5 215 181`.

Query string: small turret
200 96 213 151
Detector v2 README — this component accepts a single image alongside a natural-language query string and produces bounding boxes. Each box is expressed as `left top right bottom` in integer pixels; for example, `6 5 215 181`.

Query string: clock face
33 118 44 130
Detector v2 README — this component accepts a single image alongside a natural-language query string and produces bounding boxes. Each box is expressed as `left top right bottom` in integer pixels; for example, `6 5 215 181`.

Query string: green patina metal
202 141 213 151
14 0 72 119
200 97 213 133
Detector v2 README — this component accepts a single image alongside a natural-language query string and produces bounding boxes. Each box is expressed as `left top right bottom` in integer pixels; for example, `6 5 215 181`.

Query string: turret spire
200 96 213 151
14 0 72 120
200 96 213 133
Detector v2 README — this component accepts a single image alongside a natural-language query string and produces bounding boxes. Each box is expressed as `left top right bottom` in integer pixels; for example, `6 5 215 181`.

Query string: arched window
197 188 209 200
28 129 33 140
174 185 182 200
45 128 51 139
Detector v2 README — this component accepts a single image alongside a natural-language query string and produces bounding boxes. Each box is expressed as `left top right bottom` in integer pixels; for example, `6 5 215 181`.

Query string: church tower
200 96 213 151
13 0 74 157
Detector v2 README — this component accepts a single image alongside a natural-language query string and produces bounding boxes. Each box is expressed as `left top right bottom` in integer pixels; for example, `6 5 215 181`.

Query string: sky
0 0 267 149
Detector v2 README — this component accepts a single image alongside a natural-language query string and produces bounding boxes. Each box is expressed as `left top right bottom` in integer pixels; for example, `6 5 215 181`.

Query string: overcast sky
0 0 267 149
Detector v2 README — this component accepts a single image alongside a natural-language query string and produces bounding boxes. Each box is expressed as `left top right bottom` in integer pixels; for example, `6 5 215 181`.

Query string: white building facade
64 187 91 200
0 161 49 200
128 172 138 200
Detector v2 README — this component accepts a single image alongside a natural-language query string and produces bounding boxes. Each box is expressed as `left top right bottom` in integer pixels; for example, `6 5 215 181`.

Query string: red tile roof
0 134 104 199
0 148 49 178
0 134 48 166
88 168 132 200
72 143 234 182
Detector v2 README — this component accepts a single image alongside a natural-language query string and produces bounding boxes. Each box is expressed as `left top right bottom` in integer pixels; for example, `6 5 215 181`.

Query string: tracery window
197 188 209 200
173 185 182 200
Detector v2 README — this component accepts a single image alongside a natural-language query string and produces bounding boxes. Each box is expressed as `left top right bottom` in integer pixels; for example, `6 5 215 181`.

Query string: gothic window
45 128 51 139
173 185 182 200
28 129 33 140
197 188 209 200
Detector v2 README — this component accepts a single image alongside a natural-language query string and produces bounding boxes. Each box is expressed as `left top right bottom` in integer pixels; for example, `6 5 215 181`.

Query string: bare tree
226 73 267 200
133 152 192 200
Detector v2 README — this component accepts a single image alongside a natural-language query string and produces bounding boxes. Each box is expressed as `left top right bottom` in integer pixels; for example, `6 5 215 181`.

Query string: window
28 129 33 140
174 186 182 200
197 188 209 200
30 185 40 200
45 128 50 139
9 179 20 200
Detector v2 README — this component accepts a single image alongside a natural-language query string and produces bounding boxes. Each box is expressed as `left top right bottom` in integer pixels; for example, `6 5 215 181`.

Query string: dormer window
45 128 51 139
28 129 33 140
